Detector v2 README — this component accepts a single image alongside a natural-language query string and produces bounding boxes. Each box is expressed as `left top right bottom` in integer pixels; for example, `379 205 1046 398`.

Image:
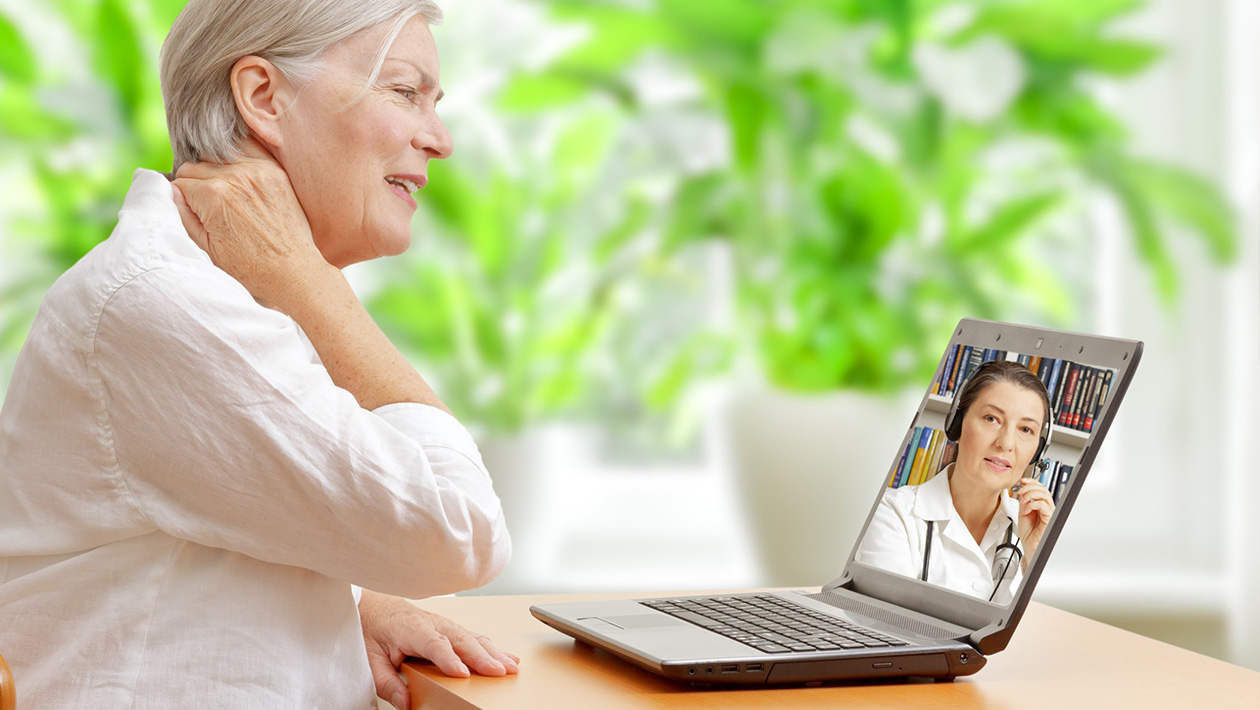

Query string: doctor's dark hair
946 360 1051 442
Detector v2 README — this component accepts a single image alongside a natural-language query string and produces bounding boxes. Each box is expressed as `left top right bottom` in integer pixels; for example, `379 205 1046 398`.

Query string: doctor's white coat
855 464 1024 605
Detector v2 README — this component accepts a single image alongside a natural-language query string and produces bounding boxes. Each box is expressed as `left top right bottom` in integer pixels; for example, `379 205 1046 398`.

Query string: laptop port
746 664 763 673
721 665 739 674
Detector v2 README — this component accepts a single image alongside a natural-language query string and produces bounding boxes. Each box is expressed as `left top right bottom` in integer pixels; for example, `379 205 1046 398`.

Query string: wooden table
401 590 1260 710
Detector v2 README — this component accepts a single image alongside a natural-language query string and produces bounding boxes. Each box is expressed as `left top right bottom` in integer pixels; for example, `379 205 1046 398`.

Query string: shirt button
973 580 988 592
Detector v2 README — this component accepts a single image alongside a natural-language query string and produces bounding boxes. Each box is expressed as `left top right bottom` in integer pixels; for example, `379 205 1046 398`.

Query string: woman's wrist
264 258 348 318
267 262 445 411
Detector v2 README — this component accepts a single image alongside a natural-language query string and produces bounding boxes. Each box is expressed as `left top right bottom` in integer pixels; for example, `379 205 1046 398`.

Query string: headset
922 359 1056 601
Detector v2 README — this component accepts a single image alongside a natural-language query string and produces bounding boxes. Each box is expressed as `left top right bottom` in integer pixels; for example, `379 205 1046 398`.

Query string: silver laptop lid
826 318 1142 653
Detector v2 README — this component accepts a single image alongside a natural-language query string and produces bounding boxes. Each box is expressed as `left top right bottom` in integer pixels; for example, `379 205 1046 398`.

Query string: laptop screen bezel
824 318 1143 646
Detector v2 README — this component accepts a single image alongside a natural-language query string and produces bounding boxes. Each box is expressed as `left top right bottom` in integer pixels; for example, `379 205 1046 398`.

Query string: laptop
530 318 1142 684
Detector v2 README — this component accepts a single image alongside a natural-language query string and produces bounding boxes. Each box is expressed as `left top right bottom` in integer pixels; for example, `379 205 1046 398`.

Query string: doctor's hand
359 590 519 710
1013 477 1055 572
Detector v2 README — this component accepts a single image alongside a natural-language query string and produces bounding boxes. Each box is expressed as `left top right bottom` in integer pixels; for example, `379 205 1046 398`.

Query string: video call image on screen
853 341 1115 606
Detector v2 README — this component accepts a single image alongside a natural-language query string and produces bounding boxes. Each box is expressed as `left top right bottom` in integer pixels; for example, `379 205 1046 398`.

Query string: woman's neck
948 466 1002 546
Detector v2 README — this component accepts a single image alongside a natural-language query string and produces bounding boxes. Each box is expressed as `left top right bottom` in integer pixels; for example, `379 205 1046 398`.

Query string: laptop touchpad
599 614 684 629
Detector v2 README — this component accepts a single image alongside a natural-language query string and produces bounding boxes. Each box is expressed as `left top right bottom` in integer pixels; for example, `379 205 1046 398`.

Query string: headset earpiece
1033 410 1052 465
944 393 965 442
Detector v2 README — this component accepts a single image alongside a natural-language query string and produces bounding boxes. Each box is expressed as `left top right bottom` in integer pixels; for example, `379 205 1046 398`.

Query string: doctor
856 360 1056 605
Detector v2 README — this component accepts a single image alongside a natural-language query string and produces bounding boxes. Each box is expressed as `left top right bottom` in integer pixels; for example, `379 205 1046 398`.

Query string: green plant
505 0 1238 393
368 110 632 434
0 0 180 348
0 0 1239 438
368 88 731 437
0 0 664 437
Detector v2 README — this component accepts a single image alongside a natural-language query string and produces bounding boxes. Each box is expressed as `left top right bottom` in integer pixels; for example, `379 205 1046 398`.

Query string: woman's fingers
445 632 509 677
417 633 471 678
171 182 208 252
472 633 519 674
174 161 221 180
404 613 519 678
167 153 324 308
1016 480 1053 503
365 640 412 710
417 612 519 677
1022 496 1050 514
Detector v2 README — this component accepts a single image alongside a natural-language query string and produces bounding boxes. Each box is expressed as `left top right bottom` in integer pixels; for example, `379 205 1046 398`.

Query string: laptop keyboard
641 594 909 654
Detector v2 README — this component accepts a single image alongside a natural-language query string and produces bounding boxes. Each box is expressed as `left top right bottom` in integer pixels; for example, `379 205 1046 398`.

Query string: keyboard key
674 611 722 628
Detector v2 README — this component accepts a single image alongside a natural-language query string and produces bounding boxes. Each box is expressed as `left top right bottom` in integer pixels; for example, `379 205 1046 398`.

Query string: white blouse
0 169 511 708
855 464 1024 605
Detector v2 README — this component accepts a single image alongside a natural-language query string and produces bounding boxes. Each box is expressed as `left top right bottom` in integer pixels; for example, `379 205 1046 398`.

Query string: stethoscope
920 517 1023 603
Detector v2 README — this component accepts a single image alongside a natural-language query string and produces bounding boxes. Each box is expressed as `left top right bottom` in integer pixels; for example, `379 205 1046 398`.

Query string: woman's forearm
277 262 448 413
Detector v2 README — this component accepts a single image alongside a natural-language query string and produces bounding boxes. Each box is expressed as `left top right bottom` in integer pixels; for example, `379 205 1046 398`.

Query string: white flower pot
722 386 920 587
474 424 593 593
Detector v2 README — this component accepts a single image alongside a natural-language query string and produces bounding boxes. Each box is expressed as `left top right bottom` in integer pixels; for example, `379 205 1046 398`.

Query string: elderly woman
856 360 1057 605
0 0 516 707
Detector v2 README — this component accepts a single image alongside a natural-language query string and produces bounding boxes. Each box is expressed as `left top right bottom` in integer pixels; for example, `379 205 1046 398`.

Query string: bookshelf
887 346 1114 503
930 346 1116 443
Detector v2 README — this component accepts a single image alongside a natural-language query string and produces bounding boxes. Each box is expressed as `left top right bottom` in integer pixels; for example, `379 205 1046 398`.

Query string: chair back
0 650 14 710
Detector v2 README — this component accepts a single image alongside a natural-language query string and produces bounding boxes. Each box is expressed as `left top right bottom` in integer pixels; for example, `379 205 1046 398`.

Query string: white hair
159 0 443 170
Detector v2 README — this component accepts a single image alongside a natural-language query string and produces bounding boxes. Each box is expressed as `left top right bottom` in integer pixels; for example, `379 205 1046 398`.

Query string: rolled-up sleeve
93 265 510 598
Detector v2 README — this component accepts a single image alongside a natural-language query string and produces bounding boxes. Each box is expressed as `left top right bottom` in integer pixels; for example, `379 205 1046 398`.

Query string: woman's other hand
172 138 330 310
358 590 519 710
1013 477 1055 570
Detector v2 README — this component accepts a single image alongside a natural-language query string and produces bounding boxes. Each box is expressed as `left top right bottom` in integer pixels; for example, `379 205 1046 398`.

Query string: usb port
746 663 763 673
721 665 739 674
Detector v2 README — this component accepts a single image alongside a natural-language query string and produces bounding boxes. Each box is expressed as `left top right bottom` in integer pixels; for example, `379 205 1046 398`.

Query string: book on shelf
1084 369 1112 432
917 429 947 486
1055 364 1079 428
907 427 933 487
934 345 957 396
1057 464 1073 504
1028 458 1075 505
889 426 957 489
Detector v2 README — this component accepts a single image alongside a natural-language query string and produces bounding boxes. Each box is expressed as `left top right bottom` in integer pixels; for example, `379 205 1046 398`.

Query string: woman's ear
229 55 295 152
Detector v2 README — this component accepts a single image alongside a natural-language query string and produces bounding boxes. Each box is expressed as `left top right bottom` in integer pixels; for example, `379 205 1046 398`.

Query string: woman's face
274 16 452 268
954 381 1046 493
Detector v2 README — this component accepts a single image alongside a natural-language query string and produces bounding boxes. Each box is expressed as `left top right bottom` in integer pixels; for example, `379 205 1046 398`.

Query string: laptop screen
848 321 1136 613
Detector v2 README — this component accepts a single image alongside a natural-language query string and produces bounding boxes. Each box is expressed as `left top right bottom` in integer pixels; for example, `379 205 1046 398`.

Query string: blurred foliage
371 142 625 433
0 0 1240 436
0 0 181 349
506 0 1238 392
